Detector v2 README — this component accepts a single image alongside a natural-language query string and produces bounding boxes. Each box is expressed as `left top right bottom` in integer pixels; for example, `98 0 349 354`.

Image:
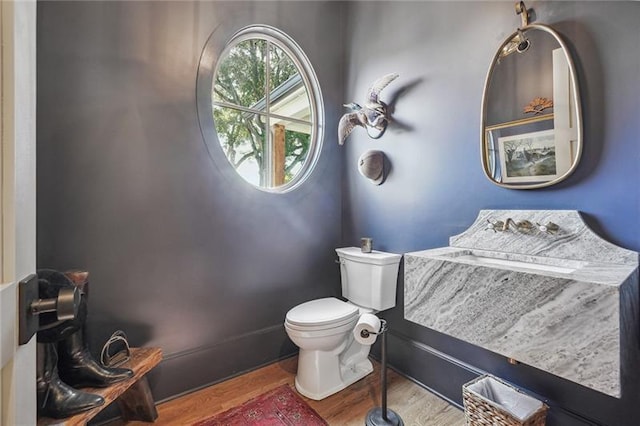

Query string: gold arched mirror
481 2 582 189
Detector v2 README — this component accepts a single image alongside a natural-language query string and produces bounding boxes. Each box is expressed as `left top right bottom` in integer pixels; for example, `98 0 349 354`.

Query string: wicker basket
463 375 548 426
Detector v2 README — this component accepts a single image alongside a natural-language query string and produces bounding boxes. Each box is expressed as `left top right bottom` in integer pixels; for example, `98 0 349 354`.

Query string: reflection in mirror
203 26 323 192
481 19 582 189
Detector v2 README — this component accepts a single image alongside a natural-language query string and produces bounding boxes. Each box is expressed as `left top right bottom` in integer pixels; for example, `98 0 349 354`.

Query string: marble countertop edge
405 247 637 286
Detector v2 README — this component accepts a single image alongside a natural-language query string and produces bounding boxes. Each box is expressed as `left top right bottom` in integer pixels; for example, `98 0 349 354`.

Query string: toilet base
294 352 373 400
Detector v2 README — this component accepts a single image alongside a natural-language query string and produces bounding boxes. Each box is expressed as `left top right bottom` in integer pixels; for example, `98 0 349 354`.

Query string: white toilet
284 247 402 400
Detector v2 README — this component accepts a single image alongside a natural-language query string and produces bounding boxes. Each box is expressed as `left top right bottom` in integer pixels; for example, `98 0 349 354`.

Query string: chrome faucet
502 218 517 231
500 218 533 232
536 221 559 234
486 217 558 234
485 219 505 232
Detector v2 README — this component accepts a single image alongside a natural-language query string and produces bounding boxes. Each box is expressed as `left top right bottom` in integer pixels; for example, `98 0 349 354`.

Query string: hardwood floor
109 356 465 425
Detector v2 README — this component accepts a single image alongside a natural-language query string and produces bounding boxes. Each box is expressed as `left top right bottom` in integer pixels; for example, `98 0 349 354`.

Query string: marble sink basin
404 209 640 398
438 249 586 275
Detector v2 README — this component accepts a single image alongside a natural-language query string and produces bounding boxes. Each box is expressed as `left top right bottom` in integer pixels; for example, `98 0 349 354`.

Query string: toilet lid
286 297 359 328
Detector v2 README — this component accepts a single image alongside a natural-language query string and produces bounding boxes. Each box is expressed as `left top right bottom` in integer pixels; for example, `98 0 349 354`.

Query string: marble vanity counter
407 246 636 286
404 210 639 398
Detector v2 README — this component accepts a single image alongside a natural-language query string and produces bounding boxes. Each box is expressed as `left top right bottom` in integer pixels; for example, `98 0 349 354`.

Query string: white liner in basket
466 376 545 421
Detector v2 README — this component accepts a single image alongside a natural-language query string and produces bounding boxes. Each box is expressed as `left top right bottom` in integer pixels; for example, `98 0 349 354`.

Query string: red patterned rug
193 384 328 426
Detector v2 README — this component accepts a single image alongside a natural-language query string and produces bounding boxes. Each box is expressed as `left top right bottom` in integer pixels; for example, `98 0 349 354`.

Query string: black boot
57 329 133 388
37 343 105 418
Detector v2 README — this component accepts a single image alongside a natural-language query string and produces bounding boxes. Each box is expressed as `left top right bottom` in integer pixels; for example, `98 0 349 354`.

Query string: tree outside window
212 34 317 189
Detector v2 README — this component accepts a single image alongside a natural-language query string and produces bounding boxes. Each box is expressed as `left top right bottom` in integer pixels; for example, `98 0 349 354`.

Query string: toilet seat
286 298 359 332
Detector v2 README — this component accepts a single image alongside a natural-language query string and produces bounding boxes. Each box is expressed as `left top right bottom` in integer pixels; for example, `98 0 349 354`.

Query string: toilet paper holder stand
357 318 386 340
362 319 404 426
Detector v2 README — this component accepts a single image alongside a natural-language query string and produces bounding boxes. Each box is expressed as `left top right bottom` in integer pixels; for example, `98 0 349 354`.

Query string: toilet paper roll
353 314 381 345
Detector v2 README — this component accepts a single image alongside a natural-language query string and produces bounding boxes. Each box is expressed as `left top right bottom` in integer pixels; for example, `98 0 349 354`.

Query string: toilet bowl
285 297 373 400
284 247 401 400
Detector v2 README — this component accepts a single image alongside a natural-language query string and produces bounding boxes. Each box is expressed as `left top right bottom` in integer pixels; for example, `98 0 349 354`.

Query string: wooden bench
38 347 163 426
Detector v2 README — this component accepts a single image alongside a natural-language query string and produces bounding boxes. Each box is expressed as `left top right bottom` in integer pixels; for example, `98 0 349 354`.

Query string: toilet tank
335 247 402 311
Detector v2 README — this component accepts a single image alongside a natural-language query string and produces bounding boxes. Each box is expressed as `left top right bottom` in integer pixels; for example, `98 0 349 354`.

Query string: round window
203 26 323 192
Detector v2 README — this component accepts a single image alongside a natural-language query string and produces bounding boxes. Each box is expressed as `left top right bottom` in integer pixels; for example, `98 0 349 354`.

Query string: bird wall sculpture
338 72 399 145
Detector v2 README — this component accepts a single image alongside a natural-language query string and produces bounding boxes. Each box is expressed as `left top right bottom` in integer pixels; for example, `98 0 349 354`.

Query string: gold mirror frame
481 23 582 189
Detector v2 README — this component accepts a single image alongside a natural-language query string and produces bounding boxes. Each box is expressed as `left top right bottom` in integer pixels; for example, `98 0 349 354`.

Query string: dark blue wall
343 2 640 425
37 0 640 424
36 0 346 402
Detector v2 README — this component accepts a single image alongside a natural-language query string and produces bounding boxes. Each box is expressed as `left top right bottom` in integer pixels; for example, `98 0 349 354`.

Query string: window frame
198 25 324 193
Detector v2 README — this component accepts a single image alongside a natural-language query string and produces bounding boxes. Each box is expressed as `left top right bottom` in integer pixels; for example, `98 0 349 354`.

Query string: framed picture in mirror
484 114 557 184
497 129 558 183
